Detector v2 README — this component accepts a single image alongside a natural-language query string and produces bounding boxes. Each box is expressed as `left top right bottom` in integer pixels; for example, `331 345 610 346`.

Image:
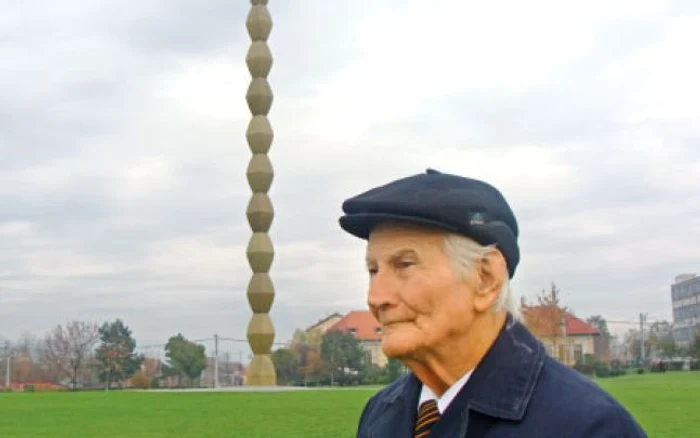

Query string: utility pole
639 313 647 368
214 334 219 389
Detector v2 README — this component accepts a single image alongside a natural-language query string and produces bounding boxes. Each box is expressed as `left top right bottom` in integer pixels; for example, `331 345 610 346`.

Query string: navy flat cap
339 168 520 278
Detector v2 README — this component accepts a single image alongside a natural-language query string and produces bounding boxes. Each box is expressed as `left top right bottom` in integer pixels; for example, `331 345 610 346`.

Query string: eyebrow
366 248 418 265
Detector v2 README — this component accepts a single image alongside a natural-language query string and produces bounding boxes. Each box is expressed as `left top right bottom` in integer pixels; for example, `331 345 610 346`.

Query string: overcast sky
2 0 699 359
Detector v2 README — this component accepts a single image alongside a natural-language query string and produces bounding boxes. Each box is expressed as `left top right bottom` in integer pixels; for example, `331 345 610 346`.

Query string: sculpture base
245 354 277 386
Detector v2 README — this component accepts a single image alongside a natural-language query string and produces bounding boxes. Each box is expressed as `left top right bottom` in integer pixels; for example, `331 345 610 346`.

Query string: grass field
596 372 700 438
1 372 698 437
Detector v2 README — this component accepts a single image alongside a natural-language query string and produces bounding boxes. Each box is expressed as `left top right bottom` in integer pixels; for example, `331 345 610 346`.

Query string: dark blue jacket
356 316 648 437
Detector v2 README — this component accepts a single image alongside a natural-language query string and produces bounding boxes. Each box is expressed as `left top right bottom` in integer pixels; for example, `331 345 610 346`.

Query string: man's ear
472 250 507 313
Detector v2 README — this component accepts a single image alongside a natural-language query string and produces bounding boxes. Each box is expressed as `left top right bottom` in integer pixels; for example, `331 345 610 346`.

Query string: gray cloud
2 1 699 350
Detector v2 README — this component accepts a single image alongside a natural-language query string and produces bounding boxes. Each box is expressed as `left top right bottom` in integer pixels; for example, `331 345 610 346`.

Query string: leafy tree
297 344 323 385
282 328 325 386
164 333 207 387
385 358 404 382
587 315 612 363
321 331 364 385
646 321 675 361
96 319 143 390
657 339 678 360
43 321 99 390
271 348 300 385
587 315 610 338
292 328 322 348
690 329 700 360
623 329 654 366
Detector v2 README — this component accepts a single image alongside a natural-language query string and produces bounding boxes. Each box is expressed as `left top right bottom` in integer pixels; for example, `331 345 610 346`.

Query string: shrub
130 371 152 389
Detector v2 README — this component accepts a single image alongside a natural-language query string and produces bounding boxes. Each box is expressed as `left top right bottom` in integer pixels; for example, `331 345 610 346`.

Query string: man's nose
367 269 397 312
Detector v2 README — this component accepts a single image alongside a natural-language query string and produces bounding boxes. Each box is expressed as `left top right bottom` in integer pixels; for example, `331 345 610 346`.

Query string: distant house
523 306 599 366
305 313 344 339
329 310 388 368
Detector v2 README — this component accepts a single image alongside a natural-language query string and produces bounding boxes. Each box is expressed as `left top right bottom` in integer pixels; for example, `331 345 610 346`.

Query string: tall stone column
244 0 276 386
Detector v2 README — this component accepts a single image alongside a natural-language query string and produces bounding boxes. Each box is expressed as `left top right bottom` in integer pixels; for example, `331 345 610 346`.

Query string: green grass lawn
596 372 700 438
0 372 698 437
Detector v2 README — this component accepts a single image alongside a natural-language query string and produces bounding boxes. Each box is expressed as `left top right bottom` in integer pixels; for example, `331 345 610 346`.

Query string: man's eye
368 267 378 275
398 260 415 268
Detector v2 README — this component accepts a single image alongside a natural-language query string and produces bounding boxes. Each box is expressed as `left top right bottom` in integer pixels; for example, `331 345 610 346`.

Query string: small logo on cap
470 213 485 225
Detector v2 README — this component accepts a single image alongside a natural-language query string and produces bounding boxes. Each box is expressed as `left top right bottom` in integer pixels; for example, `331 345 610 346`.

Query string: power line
136 337 214 350
606 319 666 326
219 337 290 347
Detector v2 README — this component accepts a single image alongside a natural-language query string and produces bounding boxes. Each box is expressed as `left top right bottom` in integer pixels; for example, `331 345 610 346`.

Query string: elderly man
339 169 647 437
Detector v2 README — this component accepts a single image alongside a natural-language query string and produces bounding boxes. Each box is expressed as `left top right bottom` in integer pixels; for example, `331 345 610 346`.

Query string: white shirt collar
418 370 473 414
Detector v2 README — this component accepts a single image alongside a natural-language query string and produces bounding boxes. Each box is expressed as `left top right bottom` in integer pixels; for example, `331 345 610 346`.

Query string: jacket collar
461 314 545 420
367 372 422 438
374 314 545 423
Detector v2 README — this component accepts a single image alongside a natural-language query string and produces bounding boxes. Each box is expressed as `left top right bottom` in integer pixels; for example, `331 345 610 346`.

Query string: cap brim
339 213 460 240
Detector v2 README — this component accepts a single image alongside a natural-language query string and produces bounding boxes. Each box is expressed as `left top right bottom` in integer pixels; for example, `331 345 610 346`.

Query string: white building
671 273 700 345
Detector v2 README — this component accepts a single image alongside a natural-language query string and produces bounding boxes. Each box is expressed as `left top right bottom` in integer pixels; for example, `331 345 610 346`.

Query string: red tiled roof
566 313 599 335
329 310 383 341
523 306 599 336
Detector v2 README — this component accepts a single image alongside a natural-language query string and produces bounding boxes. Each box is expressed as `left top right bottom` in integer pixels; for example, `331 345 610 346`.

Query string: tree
164 333 207 387
283 327 325 386
10 332 52 383
96 319 143 390
296 344 323 386
657 339 678 360
524 282 568 361
292 328 322 348
321 331 364 385
623 329 653 366
647 321 675 360
271 348 300 385
385 358 404 383
129 370 151 389
587 315 610 338
587 315 612 363
690 329 700 360
43 321 99 390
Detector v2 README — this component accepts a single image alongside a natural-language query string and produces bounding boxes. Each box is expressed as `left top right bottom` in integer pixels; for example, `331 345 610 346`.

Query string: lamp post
244 0 276 386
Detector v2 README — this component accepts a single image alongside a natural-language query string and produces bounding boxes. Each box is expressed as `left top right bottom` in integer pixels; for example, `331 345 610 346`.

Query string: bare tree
43 321 99 390
523 283 568 362
11 332 51 383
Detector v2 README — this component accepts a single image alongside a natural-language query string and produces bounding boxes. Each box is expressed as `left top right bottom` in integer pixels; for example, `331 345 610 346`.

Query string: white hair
442 233 522 322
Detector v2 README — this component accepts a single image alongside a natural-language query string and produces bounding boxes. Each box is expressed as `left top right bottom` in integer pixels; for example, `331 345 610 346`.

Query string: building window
349 328 356 336
375 327 383 334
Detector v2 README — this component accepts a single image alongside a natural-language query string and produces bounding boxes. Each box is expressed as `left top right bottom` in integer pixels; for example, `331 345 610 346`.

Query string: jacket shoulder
357 374 414 435
531 357 647 437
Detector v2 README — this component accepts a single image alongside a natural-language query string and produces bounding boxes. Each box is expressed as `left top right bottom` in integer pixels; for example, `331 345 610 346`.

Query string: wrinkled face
365 225 478 360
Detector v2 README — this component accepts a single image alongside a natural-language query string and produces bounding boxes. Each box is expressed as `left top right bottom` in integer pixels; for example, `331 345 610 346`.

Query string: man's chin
381 335 416 359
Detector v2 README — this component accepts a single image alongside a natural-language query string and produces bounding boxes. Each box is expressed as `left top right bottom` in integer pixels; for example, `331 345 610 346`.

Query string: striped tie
414 399 440 438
